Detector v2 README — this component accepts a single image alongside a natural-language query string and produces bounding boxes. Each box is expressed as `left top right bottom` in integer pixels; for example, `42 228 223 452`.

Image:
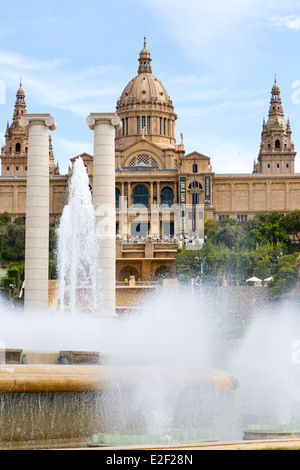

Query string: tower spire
11 80 26 129
138 37 152 74
268 77 284 125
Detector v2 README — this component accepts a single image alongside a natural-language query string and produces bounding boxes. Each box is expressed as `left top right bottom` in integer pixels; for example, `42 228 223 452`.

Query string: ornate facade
1 40 300 282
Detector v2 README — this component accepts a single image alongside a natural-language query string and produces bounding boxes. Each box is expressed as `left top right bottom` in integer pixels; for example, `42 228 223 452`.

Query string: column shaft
21 114 56 311
87 113 121 315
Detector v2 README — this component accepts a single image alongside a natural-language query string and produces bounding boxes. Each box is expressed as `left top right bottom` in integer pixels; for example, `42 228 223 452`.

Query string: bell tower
1 81 58 175
254 78 296 174
1 80 28 175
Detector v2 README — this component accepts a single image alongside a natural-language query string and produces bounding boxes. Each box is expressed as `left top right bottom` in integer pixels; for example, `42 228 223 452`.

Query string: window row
266 140 287 149
116 186 174 208
159 117 172 136
8 143 28 154
121 117 172 137
6 166 27 172
267 163 290 169
218 215 248 222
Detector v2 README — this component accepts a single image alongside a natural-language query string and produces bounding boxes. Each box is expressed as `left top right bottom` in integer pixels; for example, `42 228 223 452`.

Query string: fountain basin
0 364 238 393
0 361 238 449
244 422 300 441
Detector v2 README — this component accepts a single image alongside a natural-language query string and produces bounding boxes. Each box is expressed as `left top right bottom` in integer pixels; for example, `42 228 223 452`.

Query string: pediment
118 139 165 159
184 151 211 160
70 152 93 162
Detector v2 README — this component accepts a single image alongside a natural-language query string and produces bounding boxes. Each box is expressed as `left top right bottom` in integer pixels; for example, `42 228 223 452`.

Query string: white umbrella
246 277 262 283
264 277 273 283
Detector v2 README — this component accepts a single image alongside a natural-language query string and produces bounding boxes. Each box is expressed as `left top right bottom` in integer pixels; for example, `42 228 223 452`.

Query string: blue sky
1 0 300 174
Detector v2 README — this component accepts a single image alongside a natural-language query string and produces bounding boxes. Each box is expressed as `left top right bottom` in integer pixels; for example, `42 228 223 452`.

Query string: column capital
86 113 122 131
21 113 57 133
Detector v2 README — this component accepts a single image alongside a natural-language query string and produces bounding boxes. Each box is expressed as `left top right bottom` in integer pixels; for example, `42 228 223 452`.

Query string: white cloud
269 15 300 30
0 50 121 117
144 0 300 72
0 51 64 72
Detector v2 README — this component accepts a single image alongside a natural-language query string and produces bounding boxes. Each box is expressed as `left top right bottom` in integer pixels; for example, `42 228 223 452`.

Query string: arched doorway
118 266 140 282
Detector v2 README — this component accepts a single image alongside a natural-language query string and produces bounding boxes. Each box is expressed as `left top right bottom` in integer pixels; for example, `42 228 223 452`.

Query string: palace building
1 39 300 283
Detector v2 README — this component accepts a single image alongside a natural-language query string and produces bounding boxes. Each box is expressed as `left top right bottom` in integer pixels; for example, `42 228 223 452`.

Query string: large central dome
118 73 171 108
118 39 173 109
115 39 177 150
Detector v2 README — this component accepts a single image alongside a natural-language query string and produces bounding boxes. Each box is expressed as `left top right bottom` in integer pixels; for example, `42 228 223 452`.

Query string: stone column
86 113 121 316
21 114 56 311
127 182 131 208
157 181 161 205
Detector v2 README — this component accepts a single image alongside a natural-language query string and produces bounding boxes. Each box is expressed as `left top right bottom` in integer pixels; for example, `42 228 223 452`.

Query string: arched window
15 143 21 153
275 139 281 149
133 185 149 208
142 116 146 133
127 155 158 168
188 182 203 190
115 187 121 209
161 187 174 207
137 116 141 135
192 163 198 173
147 116 151 134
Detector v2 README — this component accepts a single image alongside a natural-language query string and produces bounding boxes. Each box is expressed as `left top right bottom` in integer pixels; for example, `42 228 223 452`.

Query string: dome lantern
138 37 152 74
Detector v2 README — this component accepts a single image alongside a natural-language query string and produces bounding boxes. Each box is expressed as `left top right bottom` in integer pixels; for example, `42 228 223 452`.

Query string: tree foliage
0 213 60 279
177 211 299 296
282 210 300 244
268 254 299 296
0 223 25 261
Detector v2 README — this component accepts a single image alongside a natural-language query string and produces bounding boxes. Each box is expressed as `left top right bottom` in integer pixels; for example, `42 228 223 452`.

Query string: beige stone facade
1 40 300 282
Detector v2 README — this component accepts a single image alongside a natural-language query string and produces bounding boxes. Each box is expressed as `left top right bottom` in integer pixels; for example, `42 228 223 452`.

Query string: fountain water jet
57 157 100 313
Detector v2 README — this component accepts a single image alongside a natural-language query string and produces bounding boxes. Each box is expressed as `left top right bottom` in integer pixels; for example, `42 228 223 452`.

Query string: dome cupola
116 39 177 150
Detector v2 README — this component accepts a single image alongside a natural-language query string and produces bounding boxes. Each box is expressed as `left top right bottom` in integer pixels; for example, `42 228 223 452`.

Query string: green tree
13 216 25 226
282 210 300 245
176 212 296 290
245 212 292 252
268 254 299 296
0 224 25 261
0 212 11 226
